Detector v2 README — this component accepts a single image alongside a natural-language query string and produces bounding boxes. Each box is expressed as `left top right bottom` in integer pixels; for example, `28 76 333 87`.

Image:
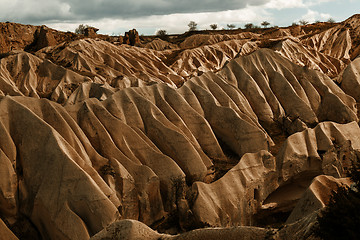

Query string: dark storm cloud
68 0 268 18
0 0 269 23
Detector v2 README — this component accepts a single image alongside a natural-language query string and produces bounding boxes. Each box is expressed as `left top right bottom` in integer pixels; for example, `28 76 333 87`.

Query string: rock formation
286 175 351 224
26 26 58 52
338 56 360 101
123 29 140 46
0 219 18 240
84 27 99 38
0 14 360 240
0 22 38 54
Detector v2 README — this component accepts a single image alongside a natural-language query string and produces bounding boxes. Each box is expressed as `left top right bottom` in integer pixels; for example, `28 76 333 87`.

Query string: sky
0 0 359 35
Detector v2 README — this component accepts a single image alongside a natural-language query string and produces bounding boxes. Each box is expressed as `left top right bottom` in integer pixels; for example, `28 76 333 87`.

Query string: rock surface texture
0 14 360 240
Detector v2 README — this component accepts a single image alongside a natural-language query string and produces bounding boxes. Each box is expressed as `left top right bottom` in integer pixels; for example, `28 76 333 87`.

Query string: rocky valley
0 14 360 240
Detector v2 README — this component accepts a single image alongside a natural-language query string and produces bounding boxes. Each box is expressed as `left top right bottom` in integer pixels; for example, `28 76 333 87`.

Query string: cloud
0 0 73 22
298 9 331 22
305 0 336 5
0 0 270 23
47 5 272 35
1 0 351 35
265 0 306 9
264 0 337 10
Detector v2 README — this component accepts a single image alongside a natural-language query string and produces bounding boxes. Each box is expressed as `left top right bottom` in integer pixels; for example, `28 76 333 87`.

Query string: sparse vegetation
327 18 336 23
244 23 254 29
188 21 198 31
227 24 236 29
299 20 309 25
156 29 167 36
261 21 270 28
75 24 90 34
316 161 360 240
156 29 169 41
210 24 218 30
100 164 116 177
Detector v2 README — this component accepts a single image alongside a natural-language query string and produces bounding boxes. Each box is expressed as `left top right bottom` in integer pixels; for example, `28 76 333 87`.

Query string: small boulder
84 27 99 38
123 29 140 46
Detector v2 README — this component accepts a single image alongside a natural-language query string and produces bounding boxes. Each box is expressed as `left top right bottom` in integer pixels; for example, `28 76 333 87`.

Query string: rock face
277 121 360 184
0 14 360 240
35 39 184 88
144 38 178 51
90 220 164 240
0 22 38 54
339 56 360 101
26 26 58 52
217 49 357 134
123 29 140 46
191 151 278 227
0 219 18 240
286 175 351 224
0 51 90 102
84 27 99 38
90 219 270 240
0 96 121 239
273 38 346 78
170 40 245 79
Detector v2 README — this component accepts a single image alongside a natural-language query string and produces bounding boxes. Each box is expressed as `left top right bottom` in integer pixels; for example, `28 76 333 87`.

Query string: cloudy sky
0 0 359 35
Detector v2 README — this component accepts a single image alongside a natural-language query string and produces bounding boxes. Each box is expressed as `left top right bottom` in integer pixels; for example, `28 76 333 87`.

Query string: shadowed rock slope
1 15 360 240
37 39 184 87
0 51 90 102
0 46 359 239
1 15 360 102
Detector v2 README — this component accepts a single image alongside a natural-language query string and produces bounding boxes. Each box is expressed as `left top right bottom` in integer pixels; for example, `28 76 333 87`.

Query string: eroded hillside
0 14 360 240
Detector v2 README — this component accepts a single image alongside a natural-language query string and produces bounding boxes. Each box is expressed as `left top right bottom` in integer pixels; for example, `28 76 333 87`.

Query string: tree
292 22 299 26
327 18 336 23
227 24 236 29
188 21 197 31
299 20 309 25
210 24 218 30
156 29 169 41
156 29 167 36
244 23 254 29
156 29 169 40
261 21 270 28
75 24 89 34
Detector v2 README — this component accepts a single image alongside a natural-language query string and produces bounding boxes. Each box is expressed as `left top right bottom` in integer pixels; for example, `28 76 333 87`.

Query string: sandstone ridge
0 15 360 239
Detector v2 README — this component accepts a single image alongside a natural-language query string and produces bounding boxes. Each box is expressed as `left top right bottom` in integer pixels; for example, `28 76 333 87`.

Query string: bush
75 24 90 34
299 20 309 25
210 24 218 30
156 29 169 41
227 24 236 29
244 23 254 29
261 21 270 28
316 161 360 240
